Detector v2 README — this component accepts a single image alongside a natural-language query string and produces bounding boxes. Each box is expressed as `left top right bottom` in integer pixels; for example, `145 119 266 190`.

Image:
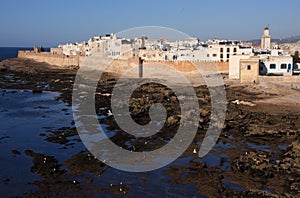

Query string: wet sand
1 58 300 197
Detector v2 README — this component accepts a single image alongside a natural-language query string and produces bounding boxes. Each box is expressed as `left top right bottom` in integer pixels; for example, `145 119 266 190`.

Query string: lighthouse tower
261 26 271 49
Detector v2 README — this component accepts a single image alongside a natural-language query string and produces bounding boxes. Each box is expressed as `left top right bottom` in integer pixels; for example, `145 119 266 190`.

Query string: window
280 64 287 69
220 48 223 52
247 65 251 70
207 54 210 57
233 48 237 53
213 54 217 57
227 48 230 52
270 64 276 69
220 54 223 58
227 54 230 59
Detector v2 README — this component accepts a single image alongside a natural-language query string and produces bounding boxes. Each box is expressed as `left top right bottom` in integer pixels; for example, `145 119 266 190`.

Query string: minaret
261 26 271 49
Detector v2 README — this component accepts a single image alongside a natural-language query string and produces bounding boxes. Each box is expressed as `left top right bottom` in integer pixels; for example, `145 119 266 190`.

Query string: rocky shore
1 58 300 197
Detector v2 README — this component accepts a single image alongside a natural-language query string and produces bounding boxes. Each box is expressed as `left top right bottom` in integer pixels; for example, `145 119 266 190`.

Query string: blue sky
0 0 299 47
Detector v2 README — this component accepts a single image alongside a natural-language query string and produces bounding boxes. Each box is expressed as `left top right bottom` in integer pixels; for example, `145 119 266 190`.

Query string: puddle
222 179 244 192
278 145 288 151
246 142 273 151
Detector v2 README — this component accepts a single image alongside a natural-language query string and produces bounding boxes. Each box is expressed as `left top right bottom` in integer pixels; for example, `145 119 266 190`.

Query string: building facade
259 56 293 76
240 58 260 83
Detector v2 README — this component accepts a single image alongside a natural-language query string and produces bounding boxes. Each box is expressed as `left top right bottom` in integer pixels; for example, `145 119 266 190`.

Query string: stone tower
33 44 38 53
261 26 271 49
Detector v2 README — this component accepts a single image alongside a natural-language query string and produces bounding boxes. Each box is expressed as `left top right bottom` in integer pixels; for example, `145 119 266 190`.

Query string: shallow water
0 89 81 195
0 89 264 196
0 89 203 196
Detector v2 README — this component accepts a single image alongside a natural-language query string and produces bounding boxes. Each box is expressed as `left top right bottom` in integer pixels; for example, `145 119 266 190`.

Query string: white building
175 48 210 61
106 34 121 58
259 55 293 75
230 55 293 79
60 42 88 56
205 40 253 62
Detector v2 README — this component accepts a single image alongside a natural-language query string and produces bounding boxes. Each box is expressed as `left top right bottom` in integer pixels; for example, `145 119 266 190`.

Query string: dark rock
32 88 42 94
11 150 21 155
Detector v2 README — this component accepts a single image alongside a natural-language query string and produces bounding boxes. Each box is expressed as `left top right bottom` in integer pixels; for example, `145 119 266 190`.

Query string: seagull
231 100 240 105
107 110 113 117
193 149 197 154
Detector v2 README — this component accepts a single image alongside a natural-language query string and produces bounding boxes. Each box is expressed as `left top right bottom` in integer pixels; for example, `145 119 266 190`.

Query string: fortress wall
143 60 228 73
105 59 228 74
18 51 229 74
216 61 229 72
102 59 228 85
18 51 84 66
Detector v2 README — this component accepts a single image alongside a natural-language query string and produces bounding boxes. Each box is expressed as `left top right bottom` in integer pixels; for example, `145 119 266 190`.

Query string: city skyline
1 0 300 47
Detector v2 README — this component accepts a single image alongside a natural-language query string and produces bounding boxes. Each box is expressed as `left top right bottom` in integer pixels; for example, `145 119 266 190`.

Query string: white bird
107 110 113 117
193 148 197 154
231 100 240 105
